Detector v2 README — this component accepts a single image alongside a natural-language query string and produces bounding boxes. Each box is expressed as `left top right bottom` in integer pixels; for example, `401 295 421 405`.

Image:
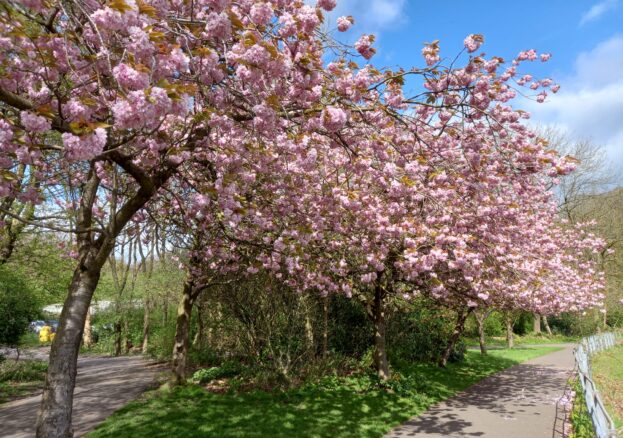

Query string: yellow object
39 325 52 343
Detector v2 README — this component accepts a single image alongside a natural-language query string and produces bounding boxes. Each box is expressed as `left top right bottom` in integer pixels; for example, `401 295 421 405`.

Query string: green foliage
548 312 602 337
88 347 559 438
569 378 596 438
0 359 48 404
192 361 244 384
0 359 48 383
387 301 466 364
0 265 40 346
327 295 373 358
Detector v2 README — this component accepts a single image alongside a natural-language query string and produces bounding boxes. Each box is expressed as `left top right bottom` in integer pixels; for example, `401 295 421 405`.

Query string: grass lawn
591 343 623 429
88 346 560 438
0 359 48 404
465 333 578 348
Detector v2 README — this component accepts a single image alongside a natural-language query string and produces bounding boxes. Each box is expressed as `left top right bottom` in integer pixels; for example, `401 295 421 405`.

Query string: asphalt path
0 354 165 438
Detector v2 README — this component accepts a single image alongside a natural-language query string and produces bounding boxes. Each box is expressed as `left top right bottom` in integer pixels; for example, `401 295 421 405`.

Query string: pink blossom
355 34 376 60
337 16 353 32
317 0 337 11
540 53 552 62
464 34 483 53
204 12 231 40
422 44 439 66
322 106 348 132
113 63 149 90
20 111 50 133
62 128 107 161
250 3 273 25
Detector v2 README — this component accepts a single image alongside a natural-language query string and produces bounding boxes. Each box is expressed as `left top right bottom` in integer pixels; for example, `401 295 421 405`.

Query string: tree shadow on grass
87 351 552 438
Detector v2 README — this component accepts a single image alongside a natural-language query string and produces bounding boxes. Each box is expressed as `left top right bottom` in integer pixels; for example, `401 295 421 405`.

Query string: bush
192 361 243 384
387 301 466 364
327 295 373 358
0 266 40 347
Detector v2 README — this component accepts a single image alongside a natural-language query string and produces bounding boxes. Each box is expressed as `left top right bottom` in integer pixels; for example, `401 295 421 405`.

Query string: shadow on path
385 346 575 438
0 355 166 438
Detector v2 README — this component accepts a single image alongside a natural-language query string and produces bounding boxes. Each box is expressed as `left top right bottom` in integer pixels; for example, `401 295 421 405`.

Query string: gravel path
385 345 576 438
0 355 165 438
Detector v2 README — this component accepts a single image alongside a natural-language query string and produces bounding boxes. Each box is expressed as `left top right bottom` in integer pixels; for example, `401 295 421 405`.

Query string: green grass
88 346 560 438
0 359 48 404
591 343 623 429
465 333 578 348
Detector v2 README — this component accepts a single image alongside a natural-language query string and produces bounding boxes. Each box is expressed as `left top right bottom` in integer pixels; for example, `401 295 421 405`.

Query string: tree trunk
439 308 469 367
322 295 328 359
142 298 150 354
533 313 541 334
113 320 122 357
303 297 315 357
123 318 131 353
171 280 196 385
372 283 389 380
36 267 100 438
82 309 93 349
542 315 552 336
192 300 205 348
477 317 487 355
505 316 514 349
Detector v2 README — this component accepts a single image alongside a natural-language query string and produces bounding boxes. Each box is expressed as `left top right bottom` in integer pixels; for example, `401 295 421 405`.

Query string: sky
326 0 623 175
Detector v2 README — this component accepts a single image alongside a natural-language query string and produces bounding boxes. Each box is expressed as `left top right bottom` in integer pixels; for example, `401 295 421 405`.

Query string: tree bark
505 316 514 349
82 309 93 349
192 299 205 349
372 282 389 380
439 308 469 367
533 313 541 334
36 266 101 438
477 317 487 355
542 315 552 336
113 320 122 357
142 297 150 354
171 279 196 385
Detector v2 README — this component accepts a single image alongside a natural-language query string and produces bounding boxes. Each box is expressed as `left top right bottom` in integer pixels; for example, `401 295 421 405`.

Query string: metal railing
573 332 619 438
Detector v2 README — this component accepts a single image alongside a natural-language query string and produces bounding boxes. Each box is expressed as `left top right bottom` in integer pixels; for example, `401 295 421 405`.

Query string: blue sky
327 0 623 174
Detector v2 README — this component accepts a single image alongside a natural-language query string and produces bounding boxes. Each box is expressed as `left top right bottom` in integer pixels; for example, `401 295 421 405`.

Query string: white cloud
580 0 619 25
324 0 407 35
527 35 623 174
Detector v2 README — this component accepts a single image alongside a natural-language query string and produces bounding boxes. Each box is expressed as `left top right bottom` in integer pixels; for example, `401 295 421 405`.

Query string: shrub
192 361 243 384
387 301 466 364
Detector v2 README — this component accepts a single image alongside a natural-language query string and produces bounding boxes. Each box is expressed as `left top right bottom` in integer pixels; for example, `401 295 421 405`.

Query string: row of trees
0 1 608 437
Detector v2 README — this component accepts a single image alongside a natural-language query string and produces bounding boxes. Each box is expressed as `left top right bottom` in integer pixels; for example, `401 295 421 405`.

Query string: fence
573 332 619 438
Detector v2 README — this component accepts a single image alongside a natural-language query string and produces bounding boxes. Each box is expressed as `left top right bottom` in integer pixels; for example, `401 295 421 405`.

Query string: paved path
0 355 165 438
386 345 576 438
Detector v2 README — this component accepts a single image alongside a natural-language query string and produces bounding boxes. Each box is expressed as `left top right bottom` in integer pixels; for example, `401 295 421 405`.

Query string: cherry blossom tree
0 0 359 435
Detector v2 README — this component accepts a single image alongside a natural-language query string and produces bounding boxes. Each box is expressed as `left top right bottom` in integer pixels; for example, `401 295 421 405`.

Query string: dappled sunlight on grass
88 347 560 438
